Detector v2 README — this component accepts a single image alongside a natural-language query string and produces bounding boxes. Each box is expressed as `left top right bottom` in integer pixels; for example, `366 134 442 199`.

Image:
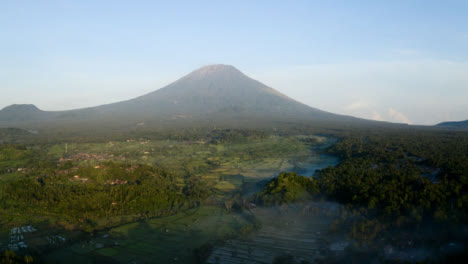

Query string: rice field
207 203 343 264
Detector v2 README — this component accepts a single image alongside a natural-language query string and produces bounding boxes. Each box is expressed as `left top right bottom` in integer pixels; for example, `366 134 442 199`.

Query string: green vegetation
321 129 467 219
0 129 331 263
1 126 467 263
257 128 468 262
42 206 254 264
258 129 467 221
0 162 210 232
257 172 318 205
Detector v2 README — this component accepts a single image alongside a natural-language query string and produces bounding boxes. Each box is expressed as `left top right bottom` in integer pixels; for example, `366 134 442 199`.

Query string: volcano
0 64 359 129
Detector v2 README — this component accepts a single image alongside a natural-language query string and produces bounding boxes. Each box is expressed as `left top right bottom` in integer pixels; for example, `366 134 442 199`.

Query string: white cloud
388 108 412 124
371 111 384 121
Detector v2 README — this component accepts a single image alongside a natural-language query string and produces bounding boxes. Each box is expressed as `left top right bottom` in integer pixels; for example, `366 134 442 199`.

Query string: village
1 225 67 254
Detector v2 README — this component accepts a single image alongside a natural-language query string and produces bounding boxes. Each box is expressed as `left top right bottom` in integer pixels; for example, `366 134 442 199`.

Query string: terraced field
207 203 343 264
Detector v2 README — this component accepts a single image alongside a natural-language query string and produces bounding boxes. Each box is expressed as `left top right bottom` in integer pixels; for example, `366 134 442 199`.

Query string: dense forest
257 128 468 262
0 162 211 232
323 129 467 218
259 130 467 207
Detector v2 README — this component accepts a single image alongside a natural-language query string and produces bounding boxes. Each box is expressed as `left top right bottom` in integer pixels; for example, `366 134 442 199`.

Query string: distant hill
0 64 367 131
0 104 49 121
436 120 468 128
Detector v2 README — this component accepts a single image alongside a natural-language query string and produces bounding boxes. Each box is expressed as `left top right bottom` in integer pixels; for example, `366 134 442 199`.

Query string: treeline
207 129 267 144
0 126 271 145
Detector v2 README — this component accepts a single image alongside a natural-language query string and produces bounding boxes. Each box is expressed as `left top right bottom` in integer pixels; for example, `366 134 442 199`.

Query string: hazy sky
1 1 467 125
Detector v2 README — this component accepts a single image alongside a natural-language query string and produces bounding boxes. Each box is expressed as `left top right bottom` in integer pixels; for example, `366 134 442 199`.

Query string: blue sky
1 0 467 124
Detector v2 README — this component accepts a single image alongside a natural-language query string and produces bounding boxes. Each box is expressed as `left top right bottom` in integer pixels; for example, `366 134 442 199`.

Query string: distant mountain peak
184 64 244 80
2 104 40 112
0 104 46 123
194 64 240 73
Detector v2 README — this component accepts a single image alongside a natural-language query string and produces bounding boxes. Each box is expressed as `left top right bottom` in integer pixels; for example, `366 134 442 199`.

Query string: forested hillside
257 128 468 262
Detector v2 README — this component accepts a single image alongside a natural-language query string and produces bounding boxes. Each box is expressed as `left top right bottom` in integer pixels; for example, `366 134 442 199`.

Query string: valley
2 1 467 262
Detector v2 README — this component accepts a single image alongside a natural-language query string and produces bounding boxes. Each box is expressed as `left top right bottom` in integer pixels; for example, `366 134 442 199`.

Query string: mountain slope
0 64 358 129
95 65 329 117
436 119 468 128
